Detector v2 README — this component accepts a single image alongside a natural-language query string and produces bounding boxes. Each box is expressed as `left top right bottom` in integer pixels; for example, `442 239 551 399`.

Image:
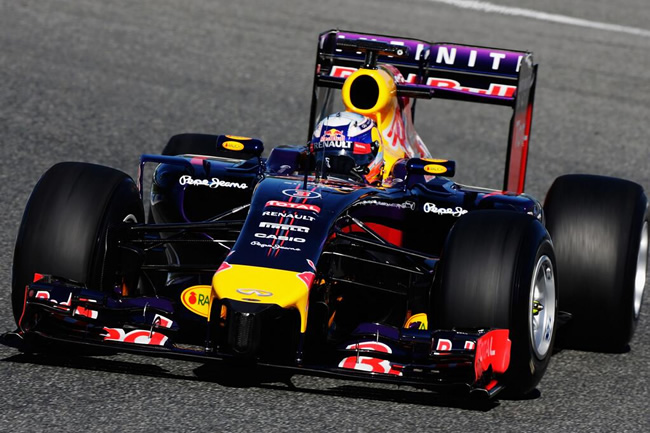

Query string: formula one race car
3 30 648 399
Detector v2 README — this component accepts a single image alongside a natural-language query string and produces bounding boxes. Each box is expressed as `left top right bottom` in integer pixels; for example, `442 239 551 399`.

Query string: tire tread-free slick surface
11 162 144 324
544 174 648 352
434 210 557 396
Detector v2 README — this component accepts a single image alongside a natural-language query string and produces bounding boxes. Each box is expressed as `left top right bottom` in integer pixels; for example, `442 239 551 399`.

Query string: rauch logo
181 285 212 318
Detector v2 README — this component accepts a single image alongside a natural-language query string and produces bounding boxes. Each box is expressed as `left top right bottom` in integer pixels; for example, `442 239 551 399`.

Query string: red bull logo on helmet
315 128 351 150
321 128 345 141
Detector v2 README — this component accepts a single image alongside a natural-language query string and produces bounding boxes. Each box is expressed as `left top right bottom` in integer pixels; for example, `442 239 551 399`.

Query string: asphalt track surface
0 1 648 432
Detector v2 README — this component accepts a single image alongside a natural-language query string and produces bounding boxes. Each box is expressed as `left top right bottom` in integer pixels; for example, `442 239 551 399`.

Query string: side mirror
406 158 455 177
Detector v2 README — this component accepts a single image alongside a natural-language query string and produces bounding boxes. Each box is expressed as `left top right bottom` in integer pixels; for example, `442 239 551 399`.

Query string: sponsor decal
404 313 428 330
420 76 516 97
60 293 72 307
35 291 50 300
180 285 212 318
34 291 72 309
354 199 416 210
330 65 517 97
251 240 301 252
262 211 315 221
475 330 511 379
431 45 522 72
465 341 476 350
236 288 273 297
73 306 99 319
307 259 316 271
321 128 345 141
265 200 321 213
331 66 356 79
179 175 248 190
282 189 321 200
423 202 468 217
353 142 372 154
222 140 244 151
254 233 305 243
436 338 453 352
103 327 168 346
217 262 232 273
314 141 351 150
296 272 315 288
423 164 447 174
259 222 309 233
338 341 402 376
153 314 173 329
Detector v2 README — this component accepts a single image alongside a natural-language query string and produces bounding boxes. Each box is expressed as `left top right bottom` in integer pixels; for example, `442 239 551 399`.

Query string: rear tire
544 174 648 352
433 210 557 397
12 162 144 324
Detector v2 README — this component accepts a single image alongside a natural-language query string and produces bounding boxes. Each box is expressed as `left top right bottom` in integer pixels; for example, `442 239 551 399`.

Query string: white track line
426 0 650 38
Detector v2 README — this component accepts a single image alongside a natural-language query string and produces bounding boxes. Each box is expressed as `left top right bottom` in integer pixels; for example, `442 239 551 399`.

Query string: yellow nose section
211 263 314 333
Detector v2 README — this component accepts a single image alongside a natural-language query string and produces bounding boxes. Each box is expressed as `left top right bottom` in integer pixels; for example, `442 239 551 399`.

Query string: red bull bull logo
321 128 345 141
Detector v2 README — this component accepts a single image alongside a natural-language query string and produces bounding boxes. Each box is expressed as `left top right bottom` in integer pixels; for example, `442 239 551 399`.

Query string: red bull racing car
3 30 648 399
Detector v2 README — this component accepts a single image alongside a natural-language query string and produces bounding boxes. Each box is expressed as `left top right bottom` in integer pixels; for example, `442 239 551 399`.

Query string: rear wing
310 30 538 194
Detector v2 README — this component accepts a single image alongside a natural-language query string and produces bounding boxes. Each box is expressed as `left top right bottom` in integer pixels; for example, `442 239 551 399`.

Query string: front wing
4 278 512 399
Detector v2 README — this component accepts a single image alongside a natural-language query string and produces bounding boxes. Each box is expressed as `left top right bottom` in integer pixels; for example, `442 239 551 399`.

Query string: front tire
433 210 557 397
12 162 144 324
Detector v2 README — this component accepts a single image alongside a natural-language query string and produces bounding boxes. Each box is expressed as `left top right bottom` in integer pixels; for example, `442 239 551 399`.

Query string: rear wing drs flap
310 30 537 194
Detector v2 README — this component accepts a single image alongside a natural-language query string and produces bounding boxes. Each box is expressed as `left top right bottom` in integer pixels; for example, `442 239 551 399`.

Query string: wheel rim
634 220 648 319
529 255 556 358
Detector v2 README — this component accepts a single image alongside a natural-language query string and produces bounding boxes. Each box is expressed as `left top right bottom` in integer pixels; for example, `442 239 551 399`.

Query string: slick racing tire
162 133 223 156
433 210 557 397
11 162 144 324
544 174 648 352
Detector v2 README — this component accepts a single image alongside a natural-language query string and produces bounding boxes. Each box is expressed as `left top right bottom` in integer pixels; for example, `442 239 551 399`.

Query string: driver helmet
310 112 383 184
